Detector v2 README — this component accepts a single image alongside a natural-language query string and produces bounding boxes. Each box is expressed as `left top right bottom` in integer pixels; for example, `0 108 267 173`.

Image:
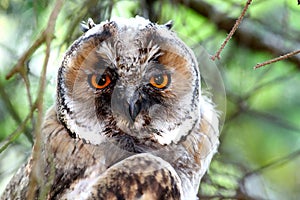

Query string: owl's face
57 17 200 151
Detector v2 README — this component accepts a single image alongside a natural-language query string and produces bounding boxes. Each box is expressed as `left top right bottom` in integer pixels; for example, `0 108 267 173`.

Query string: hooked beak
111 87 144 123
128 91 142 121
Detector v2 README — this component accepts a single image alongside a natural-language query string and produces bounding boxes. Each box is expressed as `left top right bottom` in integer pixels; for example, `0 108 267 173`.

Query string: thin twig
242 148 300 181
0 82 33 144
6 34 42 132
22 70 35 134
26 0 64 199
181 0 300 68
0 106 35 153
254 49 300 69
5 35 46 80
211 0 252 60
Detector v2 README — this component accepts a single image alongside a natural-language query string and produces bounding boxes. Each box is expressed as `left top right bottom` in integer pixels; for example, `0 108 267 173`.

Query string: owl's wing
0 162 31 200
62 153 183 200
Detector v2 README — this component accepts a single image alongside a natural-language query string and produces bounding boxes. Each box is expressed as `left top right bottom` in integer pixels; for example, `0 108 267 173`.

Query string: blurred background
1 0 300 199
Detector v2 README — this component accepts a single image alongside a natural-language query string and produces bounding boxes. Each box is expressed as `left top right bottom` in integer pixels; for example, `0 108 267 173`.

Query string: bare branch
0 106 35 153
22 71 35 132
0 82 33 144
26 0 64 199
180 0 300 68
211 0 253 60
254 49 300 69
5 34 46 80
241 148 300 183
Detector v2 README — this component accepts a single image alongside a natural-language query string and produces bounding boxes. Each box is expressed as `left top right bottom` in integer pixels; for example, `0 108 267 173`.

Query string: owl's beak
128 91 142 121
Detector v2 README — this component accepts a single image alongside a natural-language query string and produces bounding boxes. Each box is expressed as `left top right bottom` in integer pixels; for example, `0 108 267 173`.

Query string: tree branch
0 82 33 144
26 0 64 199
240 148 300 190
254 49 300 69
180 0 300 68
5 34 46 80
211 0 252 60
0 106 35 153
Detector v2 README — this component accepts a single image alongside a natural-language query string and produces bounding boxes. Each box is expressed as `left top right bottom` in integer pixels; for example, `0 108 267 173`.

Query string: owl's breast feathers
1 99 218 200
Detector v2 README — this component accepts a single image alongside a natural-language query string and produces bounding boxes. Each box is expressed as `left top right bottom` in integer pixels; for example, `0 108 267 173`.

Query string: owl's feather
1 16 219 200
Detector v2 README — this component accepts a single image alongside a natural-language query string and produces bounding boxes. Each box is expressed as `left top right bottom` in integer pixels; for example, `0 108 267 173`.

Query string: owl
1 16 219 200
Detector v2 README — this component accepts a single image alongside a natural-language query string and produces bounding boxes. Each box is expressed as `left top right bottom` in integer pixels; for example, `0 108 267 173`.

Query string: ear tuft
80 18 96 33
164 20 173 30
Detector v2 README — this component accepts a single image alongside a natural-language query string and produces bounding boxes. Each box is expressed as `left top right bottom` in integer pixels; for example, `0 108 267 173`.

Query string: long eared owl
1 16 219 200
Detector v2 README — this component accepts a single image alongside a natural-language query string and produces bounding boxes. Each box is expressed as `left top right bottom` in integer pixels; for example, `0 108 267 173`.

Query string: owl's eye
88 74 111 89
149 74 171 89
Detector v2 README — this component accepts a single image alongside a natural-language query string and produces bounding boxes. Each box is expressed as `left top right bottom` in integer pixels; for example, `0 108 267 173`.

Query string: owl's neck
107 133 165 153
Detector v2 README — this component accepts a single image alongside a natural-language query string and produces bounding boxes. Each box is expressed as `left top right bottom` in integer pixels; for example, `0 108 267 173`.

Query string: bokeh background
1 0 300 199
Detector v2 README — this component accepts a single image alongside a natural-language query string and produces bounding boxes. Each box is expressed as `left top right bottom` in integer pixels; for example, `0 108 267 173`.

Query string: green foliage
1 0 300 199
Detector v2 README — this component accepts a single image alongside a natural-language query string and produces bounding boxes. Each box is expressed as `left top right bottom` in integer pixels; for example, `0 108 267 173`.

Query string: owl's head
57 16 201 151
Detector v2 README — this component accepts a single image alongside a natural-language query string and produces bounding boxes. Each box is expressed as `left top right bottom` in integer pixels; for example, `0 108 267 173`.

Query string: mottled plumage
1 16 219 200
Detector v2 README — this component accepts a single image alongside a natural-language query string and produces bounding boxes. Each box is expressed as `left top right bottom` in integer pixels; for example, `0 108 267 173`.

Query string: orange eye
88 74 111 89
149 74 170 89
